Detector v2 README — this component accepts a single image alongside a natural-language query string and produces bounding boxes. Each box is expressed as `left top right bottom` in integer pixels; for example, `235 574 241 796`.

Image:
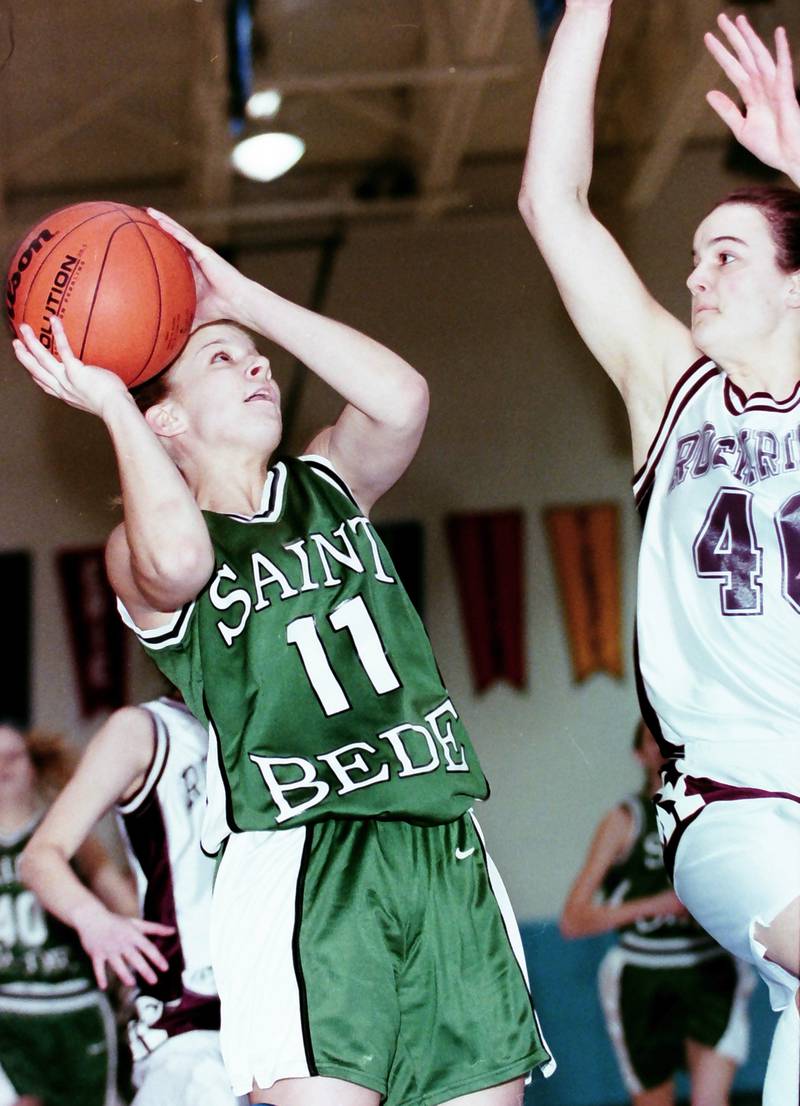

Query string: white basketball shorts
673 797 800 1011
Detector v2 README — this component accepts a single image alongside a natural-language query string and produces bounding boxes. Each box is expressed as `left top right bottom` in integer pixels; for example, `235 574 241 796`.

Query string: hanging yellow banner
544 503 623 683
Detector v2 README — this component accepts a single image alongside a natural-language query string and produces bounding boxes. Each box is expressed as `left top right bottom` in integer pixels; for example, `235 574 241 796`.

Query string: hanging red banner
544 503 623 683
446 510 526 693
57 547 127 716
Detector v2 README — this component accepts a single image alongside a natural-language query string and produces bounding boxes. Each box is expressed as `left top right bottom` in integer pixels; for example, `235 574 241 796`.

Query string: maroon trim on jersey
153 989 221 1037
687 775 800 805
632 357 717 506
117 711 162 811
632 628 683 763
658 770 800 878
121 775 185 1004
723 374 800 416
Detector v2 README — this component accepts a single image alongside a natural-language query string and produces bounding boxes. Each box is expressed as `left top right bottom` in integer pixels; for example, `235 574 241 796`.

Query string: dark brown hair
23 729 78 797
130 365 173 414
714 186 800 273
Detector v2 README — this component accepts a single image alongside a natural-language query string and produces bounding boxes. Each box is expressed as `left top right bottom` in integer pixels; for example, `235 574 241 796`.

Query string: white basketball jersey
635 357 800 798
116 697 219 1057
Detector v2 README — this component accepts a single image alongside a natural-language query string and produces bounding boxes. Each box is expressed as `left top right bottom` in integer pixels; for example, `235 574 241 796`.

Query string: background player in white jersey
11 207 553 1104
0 721 134 1106
21 697 245 1106
519 3 800 1103
562 723 753 1106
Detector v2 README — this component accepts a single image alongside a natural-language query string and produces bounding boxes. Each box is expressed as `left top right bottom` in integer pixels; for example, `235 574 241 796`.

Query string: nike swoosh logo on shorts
455 846 475 860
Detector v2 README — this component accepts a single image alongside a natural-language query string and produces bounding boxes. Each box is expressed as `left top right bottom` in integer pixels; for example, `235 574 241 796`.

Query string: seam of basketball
78 221 131 363
124 216 163 387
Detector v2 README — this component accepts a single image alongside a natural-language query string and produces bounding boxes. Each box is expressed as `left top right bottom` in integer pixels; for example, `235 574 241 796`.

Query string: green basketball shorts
212 811 555 1105
598 945 755 1093
0 988 118 1106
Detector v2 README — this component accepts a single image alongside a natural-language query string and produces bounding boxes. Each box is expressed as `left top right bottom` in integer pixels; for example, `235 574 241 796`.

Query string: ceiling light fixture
231 132 306 182
246 88 283 120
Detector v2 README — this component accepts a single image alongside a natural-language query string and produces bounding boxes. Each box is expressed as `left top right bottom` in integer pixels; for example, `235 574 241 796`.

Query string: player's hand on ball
12 317 129 419
146 208 255 329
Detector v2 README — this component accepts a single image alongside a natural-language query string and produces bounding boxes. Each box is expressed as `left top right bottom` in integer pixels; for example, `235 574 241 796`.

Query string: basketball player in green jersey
12 210 554 1106
0 721 135 1106
561 724 753 1106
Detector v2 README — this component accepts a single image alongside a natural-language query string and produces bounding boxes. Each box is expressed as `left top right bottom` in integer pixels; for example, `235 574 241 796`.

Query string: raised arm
19 707 173 990
560 805 686 939
518 0 697 466
147 209 429 516
13 319 214 626
705 13 800 188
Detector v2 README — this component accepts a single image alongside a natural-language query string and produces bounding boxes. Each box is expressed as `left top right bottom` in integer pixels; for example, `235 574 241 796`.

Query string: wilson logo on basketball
5 228 55 321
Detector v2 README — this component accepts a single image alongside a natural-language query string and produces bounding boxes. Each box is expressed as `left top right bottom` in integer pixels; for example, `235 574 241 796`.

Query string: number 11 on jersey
286 595 401 716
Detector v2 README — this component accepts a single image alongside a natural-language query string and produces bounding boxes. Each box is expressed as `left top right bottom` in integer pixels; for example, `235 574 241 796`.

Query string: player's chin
690 322 725 362
250 415 282 453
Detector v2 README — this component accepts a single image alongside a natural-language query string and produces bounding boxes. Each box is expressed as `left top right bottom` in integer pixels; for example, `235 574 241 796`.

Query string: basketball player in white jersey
519 4 800 1103
20 697 245 1106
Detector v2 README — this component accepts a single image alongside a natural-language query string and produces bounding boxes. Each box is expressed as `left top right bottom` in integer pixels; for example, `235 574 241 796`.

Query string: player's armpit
306 373 429 514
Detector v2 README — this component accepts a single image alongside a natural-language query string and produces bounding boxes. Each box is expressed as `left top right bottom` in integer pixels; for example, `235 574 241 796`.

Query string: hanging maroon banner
57 548 126 716
544 503 623 683
445 510 526 693
0 552 31 727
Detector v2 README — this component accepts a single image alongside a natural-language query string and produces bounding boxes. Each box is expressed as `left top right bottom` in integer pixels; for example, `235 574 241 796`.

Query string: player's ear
786 271 800 309
144 400 186 439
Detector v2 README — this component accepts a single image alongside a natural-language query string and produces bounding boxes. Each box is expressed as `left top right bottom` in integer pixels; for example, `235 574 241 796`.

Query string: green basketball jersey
125 455 489 852
0 817 95 996
602 794 717 962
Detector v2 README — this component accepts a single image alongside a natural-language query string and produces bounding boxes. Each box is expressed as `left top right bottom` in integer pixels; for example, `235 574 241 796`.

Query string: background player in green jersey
0 720 135 1106
21 695 245 1106
561 723 753 1106
11 211 554 1106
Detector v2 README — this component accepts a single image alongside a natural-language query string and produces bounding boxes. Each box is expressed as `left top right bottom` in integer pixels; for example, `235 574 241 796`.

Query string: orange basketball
6 201 196 387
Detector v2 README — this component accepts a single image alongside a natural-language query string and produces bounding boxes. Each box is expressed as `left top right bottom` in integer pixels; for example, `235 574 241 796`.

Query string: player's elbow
380 369 429 435
518 184 559 243
518 182 587 240
517 184 538 228
398 371 429 431
134 541 214 609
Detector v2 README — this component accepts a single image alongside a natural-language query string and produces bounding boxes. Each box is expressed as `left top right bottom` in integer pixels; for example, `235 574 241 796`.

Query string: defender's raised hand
705 14 800 184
